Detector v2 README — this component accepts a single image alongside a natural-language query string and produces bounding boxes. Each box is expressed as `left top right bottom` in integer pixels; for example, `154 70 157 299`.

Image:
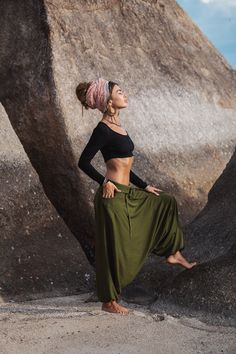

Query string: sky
176 0 236 69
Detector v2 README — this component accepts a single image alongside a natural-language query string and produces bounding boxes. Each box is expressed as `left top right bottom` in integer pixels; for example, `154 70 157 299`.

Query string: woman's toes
102 301 130 315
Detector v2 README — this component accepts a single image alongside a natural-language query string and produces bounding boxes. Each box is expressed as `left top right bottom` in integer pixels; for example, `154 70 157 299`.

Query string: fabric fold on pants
93 178 185 303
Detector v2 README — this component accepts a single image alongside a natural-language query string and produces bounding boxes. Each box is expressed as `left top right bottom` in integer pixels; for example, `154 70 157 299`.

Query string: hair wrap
85 78 110 113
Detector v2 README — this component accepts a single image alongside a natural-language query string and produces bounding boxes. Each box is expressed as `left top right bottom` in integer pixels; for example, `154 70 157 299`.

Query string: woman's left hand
144 185 163 196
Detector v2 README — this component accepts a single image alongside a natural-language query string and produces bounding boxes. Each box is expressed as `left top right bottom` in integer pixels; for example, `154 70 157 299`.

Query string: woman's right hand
102 181 122 198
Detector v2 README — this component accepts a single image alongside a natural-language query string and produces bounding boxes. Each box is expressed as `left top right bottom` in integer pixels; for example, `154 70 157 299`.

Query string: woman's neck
102 111 120 125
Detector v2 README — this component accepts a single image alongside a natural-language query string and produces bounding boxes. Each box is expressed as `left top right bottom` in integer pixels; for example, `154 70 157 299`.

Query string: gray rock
1 0 236 267
0 104 94 302
150 148 236 326
0 0 236 310
150 243 236 326
183 146 236 262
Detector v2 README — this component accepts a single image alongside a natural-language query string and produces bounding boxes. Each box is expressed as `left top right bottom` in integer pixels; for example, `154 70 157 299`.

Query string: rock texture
0 0 96 267
45 0 236 225
1 294 236 354
0 0 235 314
184 146 236 263
0 104 94 301
150 147 236 325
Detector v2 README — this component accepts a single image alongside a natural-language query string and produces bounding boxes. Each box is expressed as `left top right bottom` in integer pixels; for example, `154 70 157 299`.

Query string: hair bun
76 82 91 110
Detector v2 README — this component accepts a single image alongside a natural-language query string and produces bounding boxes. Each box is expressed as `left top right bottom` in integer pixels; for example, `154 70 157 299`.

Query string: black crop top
78 121 148 189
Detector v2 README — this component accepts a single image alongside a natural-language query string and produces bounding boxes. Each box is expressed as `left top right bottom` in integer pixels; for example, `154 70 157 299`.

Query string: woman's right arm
78 124 111 185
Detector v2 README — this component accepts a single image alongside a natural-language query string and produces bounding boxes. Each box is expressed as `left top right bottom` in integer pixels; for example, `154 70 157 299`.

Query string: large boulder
0 0 235 306
150 147 236 325
45 0 236 228
0 104 94 302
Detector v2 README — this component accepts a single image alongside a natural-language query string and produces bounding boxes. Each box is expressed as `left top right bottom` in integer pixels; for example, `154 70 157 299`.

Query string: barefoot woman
76 78 197 315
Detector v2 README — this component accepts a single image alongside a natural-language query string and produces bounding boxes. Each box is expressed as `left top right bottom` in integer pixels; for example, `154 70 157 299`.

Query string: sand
0 293 235 354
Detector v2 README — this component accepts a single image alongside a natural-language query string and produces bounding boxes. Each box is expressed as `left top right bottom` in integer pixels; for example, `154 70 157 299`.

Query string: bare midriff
100 119 134 186
105 156 134 186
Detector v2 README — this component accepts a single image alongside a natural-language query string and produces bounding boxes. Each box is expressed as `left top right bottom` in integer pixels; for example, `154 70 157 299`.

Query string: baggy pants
93 179 184 302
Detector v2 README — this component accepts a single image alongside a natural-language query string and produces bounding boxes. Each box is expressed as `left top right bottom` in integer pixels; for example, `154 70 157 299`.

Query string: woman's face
109 84 128 109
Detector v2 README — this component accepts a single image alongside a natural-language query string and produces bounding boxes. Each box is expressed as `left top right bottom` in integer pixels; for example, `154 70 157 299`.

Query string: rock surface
0 104 94 302
46 0 236 225
1 0 236 265
0 294 235 353
150 147 236 324
0 0 235 318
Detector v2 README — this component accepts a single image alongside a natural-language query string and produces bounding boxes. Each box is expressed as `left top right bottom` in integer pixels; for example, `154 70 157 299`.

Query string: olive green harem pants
93 179 184 302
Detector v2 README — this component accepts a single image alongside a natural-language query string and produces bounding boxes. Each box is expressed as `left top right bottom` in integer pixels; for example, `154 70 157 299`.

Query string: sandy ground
0 293 235 354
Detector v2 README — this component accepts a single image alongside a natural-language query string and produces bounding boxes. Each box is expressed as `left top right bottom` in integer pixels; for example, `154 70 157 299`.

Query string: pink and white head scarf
85 78 110 113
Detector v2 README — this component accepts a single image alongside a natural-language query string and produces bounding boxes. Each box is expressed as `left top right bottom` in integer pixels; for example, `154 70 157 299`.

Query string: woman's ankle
103 299 116 304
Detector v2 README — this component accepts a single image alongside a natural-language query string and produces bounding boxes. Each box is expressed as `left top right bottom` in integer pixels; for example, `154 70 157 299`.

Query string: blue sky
177 0 236 69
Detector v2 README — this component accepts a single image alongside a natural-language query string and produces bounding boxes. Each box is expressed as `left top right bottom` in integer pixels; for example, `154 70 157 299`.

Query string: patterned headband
85 77 110 113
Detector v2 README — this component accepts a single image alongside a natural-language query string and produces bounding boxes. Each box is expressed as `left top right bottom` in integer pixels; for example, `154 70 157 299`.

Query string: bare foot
166 251 197 269
102 300 130 315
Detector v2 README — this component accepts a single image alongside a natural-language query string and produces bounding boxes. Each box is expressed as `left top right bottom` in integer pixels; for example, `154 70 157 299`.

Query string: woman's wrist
102 177 111 185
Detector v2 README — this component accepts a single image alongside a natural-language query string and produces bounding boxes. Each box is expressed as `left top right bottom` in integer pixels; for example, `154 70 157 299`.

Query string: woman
76 78 197 315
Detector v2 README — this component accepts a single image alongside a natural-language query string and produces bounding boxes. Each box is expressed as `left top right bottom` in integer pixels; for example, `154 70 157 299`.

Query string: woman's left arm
130 170 148 189
130 170 163 195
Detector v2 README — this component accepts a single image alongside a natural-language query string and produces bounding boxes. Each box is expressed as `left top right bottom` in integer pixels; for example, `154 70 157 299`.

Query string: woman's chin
117 102 128 110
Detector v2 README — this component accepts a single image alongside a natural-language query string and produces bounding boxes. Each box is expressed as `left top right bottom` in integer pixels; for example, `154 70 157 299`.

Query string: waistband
97 178 146 199
105 178 132 192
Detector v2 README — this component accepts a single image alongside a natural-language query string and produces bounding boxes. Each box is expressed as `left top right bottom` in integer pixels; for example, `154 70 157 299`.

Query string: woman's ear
107 98 113 106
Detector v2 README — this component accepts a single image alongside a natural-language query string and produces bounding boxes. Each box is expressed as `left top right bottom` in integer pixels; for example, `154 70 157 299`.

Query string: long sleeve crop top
78 121 148 189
